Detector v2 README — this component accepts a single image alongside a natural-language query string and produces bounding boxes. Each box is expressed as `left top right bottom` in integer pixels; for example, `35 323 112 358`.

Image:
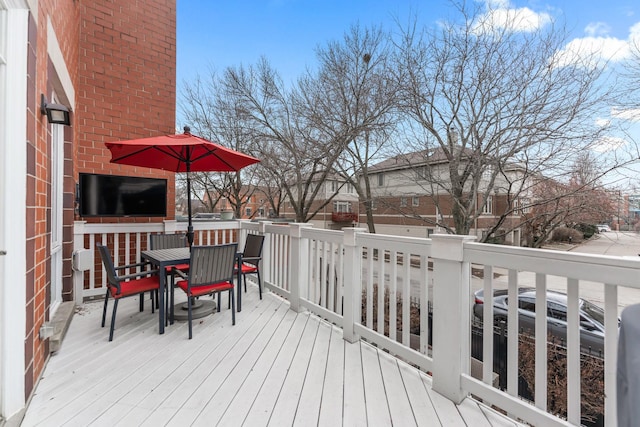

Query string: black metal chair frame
150 233 190 318
97 243 160 341
172 243 238 339
236 234 265 299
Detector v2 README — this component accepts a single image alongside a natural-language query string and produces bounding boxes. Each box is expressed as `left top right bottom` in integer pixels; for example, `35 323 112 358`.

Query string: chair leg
109 298 119 341
101 288 110 327
139 293 144 312
170 274 175 325
187 292 193 339
150 291 155 314
230 288 236 325
257 271 262 300
217 292 222 312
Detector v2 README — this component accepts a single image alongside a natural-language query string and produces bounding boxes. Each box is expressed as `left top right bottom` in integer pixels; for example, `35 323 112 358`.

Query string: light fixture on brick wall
41 94 71 126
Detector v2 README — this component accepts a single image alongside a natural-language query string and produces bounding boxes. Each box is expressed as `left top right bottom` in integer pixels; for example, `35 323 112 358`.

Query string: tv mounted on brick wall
78 173 167 217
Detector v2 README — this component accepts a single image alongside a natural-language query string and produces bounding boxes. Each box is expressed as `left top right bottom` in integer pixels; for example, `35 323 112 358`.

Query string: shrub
551 227 583 243
575 223 598 239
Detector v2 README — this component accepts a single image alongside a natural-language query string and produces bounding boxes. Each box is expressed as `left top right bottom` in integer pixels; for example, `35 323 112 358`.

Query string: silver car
473 287 609 355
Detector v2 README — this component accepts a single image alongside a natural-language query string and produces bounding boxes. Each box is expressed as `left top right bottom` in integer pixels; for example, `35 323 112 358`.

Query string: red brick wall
24 0 176 404
76 0 177 222
25 0 82 401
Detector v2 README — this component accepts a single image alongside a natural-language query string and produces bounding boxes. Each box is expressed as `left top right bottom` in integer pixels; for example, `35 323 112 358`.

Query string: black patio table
140 246 244 334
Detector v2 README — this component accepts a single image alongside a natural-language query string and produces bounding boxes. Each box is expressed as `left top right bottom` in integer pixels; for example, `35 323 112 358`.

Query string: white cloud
612 107 640 122
591 135 628 153
554 36 630 67
554 21 640 68
472 1 552 34
595 117 611 127
584 22 611 37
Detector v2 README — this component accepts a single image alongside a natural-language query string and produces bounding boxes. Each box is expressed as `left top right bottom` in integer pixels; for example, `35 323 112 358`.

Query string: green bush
552 227 583 243
575 223 598 239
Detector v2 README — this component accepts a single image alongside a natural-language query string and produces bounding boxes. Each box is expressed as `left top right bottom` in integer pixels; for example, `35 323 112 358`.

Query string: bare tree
224 23 399 224
314 25 400 233
179 73 260 218
393 1 615 238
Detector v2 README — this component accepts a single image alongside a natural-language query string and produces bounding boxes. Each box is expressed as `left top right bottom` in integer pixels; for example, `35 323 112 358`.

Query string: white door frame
50 107 64 313
0 0 29 421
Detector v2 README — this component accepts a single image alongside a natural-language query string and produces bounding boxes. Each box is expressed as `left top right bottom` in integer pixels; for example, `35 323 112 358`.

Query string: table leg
237 267 242 312
158 266 165 334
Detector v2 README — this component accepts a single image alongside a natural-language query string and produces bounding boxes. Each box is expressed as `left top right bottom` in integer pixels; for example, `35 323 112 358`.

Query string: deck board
22 285 523 427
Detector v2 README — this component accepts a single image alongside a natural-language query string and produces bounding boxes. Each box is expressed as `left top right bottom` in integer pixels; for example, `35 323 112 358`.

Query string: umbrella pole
186 166 194 247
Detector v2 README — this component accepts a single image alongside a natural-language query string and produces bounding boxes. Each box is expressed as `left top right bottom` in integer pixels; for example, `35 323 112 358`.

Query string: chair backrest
150 233 188 250
96 243 119 287
242 234 265 265
189 244 238 288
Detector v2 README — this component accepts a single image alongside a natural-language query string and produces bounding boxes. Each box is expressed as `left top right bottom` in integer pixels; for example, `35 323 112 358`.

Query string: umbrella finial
183 126 191 135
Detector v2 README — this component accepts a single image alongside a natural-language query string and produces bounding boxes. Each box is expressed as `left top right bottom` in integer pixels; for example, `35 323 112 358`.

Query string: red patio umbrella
105 127 260 245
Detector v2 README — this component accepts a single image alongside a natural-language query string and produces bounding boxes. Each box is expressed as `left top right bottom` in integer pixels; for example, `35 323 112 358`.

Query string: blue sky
177 0 639 85
176 0 640 186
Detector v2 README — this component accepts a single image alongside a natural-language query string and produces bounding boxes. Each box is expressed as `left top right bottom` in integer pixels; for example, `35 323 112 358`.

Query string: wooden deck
22 286 522 426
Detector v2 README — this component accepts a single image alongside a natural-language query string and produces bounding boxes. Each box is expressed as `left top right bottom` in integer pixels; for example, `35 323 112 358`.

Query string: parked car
596 224 611 232
473 288 611 355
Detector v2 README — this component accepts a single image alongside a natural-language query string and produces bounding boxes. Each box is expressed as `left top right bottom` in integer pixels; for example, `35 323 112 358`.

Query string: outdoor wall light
41 94 71 126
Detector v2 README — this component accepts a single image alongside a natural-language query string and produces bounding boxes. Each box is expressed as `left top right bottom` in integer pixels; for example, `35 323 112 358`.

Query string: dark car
473 287 610 355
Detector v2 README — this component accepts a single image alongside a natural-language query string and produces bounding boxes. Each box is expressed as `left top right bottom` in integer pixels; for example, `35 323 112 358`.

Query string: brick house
0 1 176 423
363 149 527 244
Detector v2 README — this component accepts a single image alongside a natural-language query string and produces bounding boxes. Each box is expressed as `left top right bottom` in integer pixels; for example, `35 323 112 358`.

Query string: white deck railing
73 220 635 427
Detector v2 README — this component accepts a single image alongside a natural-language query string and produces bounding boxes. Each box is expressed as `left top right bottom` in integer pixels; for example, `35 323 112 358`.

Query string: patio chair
172 243 238 339
96 243 160 341
150 233 190 312
235 234 265 299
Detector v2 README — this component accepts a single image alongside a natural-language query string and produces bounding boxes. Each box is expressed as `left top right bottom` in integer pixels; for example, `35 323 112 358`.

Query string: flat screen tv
79 173 167 217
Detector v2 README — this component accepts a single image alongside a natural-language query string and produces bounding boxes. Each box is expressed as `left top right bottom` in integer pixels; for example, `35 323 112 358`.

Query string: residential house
0 1 176 423
363 148 528 244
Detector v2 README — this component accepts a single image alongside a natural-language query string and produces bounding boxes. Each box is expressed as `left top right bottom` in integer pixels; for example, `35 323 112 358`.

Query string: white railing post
258 221 272 295
162 219 178 234
289 223 312 312
343 227 367 343
72 221 87 305
431 234 476 404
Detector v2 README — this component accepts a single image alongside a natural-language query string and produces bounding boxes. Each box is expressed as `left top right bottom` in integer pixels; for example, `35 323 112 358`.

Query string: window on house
520 197 531 214
333 201 351 212
377 173 384 186
412 196 419 207
245 207 252 217
258 207 265 217
416 166 428 180
400 197 407 207
370 199 377 210
344 182 354 193
330 181 337 192
482 195 493 215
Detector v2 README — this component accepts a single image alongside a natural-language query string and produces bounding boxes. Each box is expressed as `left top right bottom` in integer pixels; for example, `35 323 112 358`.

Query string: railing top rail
465 241 640 288
358 232 432 256
302 227 344 243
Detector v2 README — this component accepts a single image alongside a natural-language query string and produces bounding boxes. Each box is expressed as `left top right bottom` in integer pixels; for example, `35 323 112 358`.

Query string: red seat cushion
165 263 190 273
110 276 160 298
237 263 258 274
176 279 234 297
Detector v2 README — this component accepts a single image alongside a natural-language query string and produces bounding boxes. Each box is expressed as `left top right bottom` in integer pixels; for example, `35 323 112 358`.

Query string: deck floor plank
241 312 310 427
378 351 418 427
317 324 345 427
215 308 300 427
292 320 332 426
360 341 393 426
21 285 524 427
266 315 321 426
